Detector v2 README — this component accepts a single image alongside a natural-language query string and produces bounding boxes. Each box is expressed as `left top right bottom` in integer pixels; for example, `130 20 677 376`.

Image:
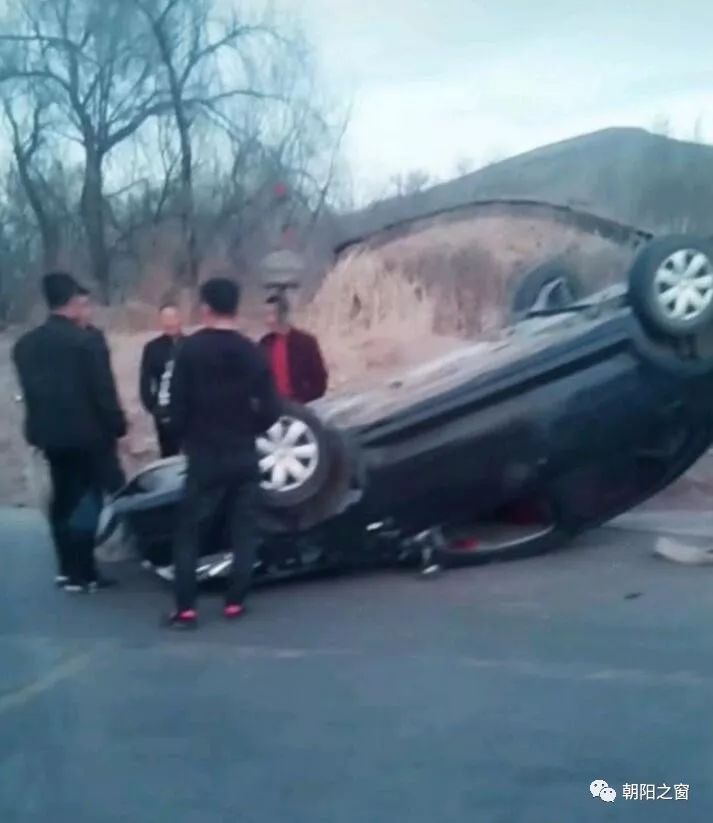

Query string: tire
439 524 568 569
257 401 335 509
511 261 582 319
434 495 572 568
259 426 365 534
628 235 713 338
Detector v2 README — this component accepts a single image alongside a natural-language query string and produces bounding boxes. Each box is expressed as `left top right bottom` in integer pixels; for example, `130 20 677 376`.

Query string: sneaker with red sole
223 604 245 620
163 609 198 630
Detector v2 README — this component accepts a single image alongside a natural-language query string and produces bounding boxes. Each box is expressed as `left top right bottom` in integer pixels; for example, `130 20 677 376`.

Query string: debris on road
654 537 713 565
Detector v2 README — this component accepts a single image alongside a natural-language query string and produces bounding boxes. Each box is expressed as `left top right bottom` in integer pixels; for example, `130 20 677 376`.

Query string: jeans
45 449 103 583
173 461 261 612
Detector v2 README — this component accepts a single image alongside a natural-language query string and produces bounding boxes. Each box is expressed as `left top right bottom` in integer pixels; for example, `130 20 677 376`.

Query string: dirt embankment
303 212 636 389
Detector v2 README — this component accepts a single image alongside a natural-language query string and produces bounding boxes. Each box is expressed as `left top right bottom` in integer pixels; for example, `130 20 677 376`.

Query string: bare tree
0 165 39 321
651 114 673 138
482 147 506 167
1 90 61 269
387 168 433 198
0 0 171 300
307 107 352 228
0 0 341 311
692 115 705 144
132 0 298 286
454 156 475 177
133 0 343 287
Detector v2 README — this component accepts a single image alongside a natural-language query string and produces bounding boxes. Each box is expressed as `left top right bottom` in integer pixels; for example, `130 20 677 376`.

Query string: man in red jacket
259 293 328 403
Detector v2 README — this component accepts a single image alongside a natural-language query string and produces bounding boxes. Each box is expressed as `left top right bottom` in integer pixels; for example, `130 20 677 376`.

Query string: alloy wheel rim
256 416 320 492
653 249 713 322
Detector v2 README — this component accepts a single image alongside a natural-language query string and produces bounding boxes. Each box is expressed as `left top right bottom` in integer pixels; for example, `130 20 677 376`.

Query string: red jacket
259 327 328 404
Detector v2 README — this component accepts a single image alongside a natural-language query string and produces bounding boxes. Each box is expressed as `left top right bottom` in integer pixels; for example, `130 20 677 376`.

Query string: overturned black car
98 234 713 581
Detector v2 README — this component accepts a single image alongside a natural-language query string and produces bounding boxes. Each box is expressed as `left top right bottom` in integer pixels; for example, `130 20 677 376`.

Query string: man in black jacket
139 303 184 458
76 286 126 493
165 277 282 629
13 272 127 592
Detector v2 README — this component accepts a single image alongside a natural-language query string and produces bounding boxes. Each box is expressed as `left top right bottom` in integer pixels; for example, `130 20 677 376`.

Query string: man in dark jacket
13 272 127 592
165 277 281 629
76 286 126 493
139 303 184 457
259 293 328 404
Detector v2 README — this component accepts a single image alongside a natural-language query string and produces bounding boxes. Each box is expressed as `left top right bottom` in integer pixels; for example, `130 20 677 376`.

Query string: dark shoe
163 609 198 630
223 604 245 620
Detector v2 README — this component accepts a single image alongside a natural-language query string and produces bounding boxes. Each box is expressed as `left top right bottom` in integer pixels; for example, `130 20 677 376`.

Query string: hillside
338 128 713 247
308 128 713 396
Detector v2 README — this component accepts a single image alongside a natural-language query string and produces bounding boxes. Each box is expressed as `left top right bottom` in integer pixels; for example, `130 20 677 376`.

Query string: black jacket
13 315 127 451
170 328 282 463
86 323 109 354
139 334 182 421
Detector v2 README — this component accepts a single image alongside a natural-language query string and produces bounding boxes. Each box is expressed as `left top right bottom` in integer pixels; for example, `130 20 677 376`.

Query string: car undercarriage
97 230 713 585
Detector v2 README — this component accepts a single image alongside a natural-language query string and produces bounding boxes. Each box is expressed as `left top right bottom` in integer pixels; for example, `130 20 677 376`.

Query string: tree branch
153 154 180 222
0 65 72 94
155 0 183 27
0 32 83 53
81 65 102 108
105 178 150 200
103 58 156 135
179 24 274 88
104 95 173 150
309 110 350 228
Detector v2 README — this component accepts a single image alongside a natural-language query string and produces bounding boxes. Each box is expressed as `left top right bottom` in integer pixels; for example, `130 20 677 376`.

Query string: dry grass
302 212 635 389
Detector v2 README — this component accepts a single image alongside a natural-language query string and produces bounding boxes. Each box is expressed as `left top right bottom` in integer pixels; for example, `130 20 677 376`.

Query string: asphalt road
1 507 712 822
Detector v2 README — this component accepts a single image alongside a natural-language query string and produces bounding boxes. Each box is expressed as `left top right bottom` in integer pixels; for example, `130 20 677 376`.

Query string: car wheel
440 522 568 568
511 261 582 319
257 401 332 508
260 425 365 534
628 235 713 338
436 496 571 568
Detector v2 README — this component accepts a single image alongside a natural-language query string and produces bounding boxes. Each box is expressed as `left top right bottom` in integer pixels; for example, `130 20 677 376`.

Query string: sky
289 0 713 202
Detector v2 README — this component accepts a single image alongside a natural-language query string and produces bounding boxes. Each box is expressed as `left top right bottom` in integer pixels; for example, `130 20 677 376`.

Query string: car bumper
150 553 235 583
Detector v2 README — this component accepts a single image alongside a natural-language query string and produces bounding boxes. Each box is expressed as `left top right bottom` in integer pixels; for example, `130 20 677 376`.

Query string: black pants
45 449 103 583
97 443 126 495
155 419 181 458
173 463 260 612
